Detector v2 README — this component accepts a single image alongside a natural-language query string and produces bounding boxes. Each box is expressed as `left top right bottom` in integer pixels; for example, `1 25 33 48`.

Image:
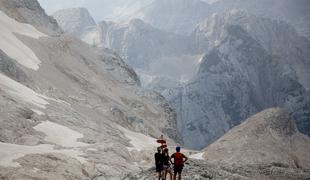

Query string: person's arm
155 154 159 164
169 156 173 165
182 154 188 163
170 153 175 164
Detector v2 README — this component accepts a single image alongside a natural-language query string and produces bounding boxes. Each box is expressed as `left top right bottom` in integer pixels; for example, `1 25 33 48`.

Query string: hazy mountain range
0 0 310 179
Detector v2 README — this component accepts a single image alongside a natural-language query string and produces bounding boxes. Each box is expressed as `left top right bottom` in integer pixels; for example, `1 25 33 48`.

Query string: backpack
174 152 184 167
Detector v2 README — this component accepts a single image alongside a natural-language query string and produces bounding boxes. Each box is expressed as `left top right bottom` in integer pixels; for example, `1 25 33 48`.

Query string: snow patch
0 73 49 109
34 121 89 148
0 142 86 167
0 11 47 70
117 125 156 151
190 152 205 160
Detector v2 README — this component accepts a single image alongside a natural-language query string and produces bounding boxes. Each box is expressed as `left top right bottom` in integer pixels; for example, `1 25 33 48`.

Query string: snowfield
117 125 157 151
190 152 205 160
0 73 49 109
0 11 47 70
34 121 89 147
0 142 86 167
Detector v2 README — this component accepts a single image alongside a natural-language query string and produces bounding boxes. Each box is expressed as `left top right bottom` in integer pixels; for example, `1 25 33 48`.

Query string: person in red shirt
170 146 188 180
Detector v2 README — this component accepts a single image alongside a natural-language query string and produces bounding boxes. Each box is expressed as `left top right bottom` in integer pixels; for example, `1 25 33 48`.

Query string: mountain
52 8 96 37
52 8 199 85
192 10 310 89
0 0 180 179
165 23 310 149
204 108 310 170
209 0 310 40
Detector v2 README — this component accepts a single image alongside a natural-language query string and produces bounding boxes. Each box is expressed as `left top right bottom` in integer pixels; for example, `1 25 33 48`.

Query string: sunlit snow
34 121 89 148
0 142 86 167
0 73 49 109
0 11 47 70
117 125 156 151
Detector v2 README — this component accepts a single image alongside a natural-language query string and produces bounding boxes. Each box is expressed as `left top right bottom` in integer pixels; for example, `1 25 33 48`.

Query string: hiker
171 146 188 180
155 147 164 180
163 148 173 180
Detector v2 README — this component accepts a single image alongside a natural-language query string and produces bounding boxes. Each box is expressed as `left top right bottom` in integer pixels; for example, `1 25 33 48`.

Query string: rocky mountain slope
0 0 180 179
128 108 310 180
0 0 62 36
203 108 310 169
165 23 310 149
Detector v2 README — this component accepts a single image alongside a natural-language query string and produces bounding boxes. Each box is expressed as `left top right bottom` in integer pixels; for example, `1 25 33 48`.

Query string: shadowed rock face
204 108 310 170
165 24 310 149
0 49 31 84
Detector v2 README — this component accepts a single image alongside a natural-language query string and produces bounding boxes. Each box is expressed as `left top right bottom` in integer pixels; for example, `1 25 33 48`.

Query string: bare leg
164 170 167 180
158 172 161 180
168 171 173 180
173 173 176 180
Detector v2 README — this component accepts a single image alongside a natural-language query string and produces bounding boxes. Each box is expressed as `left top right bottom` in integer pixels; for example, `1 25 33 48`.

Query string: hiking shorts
156 164 163 172
174 166 183 174
163 165 171 171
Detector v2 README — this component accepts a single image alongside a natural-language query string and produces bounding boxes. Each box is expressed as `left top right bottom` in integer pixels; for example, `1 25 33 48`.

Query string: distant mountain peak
53 7 96 36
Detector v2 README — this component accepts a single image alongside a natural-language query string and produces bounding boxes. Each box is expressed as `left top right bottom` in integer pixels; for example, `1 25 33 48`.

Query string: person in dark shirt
163 148 173 180
155 147 164 180
171 146 188 180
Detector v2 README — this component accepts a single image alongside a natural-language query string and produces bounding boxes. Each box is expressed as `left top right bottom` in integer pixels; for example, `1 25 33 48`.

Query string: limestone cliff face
165 24 310 149
192 10 310 89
